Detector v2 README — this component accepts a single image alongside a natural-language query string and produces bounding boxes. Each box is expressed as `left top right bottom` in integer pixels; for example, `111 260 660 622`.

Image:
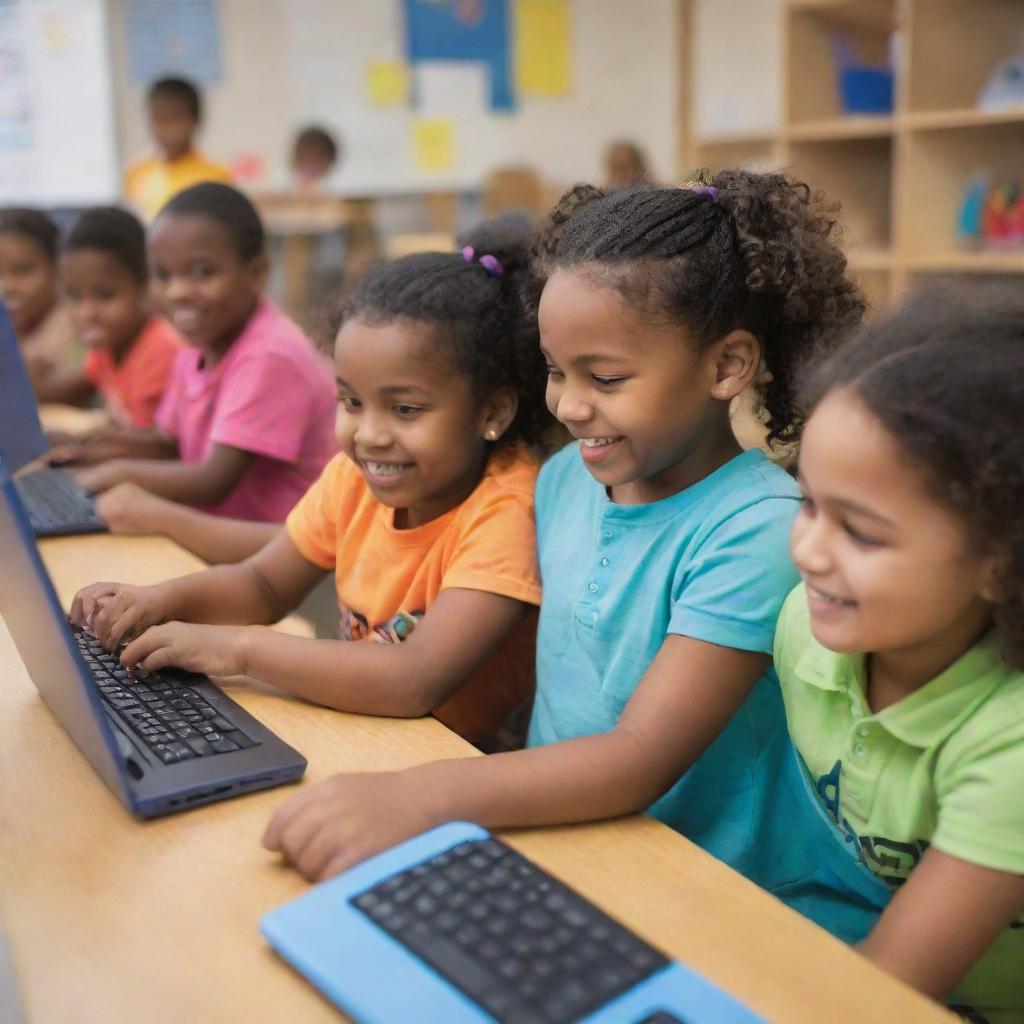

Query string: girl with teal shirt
261 171 865 890
774 287 1024 1023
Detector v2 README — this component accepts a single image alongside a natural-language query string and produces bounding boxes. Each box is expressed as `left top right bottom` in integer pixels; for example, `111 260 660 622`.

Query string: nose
353 409 394 450
550 380 593 426
163 274 192 305
790 510 833 577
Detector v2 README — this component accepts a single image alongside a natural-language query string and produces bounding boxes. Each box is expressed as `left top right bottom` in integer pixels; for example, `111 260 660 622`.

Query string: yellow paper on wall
412 118 455 173
515 0 572 97
367 60 409 107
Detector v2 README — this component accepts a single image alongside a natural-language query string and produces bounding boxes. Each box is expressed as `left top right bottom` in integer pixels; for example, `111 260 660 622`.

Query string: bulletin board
0 0 119 205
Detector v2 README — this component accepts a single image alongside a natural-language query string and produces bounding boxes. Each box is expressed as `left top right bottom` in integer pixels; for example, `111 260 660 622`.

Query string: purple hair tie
693 185 718 199
462 244 504 276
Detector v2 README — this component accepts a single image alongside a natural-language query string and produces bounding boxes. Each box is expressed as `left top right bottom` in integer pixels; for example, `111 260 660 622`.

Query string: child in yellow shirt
123 77 230 221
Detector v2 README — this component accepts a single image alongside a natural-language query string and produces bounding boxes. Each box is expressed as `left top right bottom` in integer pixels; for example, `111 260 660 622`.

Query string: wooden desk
0 535 954 1023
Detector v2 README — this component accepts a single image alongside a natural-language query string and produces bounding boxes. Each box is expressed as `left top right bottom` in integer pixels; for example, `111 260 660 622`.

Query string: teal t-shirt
529 443 802 881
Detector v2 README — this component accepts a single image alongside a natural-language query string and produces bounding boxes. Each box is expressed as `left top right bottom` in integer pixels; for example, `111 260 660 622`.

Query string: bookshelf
682 0 1024 311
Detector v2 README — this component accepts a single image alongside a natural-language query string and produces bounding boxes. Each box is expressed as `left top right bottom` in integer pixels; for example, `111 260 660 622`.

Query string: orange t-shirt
286 448 542 745
83 316 184 428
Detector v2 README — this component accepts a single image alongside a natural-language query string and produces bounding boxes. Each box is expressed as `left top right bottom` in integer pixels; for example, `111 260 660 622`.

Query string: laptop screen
0 302 49 472
0 463 130 806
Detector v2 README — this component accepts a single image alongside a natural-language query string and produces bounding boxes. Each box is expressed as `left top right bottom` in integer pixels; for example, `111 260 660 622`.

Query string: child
58 206 183 430
292 125 341 193
260 171 866 882
604 140 654 189
124 77 231 222
70 219 551 751
772 287 1024 1022
0 207 85 403
67 182 337 524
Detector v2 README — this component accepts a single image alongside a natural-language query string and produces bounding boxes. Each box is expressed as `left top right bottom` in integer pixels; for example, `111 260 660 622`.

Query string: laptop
262 821 765 1024
0 302 106 536
0 464 306 817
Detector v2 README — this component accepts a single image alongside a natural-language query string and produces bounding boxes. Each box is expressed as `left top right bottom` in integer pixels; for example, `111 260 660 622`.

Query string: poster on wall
126 0 222 86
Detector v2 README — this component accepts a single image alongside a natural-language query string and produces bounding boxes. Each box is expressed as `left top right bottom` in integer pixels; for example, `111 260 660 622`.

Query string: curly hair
63 207 148 282
530 170 866 446
0 207 59 262
339 214 551 453
802 282 1024 668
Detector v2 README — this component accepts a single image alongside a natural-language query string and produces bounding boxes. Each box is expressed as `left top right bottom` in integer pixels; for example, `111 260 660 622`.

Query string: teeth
579 436 620 448
365 461 408 477
810 585 852 607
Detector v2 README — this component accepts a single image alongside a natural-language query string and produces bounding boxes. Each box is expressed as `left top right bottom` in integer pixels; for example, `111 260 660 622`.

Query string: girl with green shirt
777 286 1024 1023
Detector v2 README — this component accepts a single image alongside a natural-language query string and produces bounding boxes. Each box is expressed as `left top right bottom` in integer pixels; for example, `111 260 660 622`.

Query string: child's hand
95 482 172 536
262 771 442 882
69 460 128 494
71 581 172 649
120 622 252 678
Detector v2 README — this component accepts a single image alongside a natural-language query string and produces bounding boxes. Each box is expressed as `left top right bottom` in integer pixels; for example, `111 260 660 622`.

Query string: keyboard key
351 837 670 1024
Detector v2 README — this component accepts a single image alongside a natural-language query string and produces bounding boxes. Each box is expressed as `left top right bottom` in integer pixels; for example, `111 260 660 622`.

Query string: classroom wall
692 0 780 139
108 0 681 196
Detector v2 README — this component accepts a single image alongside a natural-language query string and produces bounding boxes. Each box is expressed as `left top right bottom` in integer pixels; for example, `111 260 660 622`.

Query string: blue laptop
0 301 106 536
0 462 307 816
262 821 765 1024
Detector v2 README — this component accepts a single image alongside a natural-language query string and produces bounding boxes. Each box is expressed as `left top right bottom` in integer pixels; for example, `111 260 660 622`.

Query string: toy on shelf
958 175 1024 250
833 37 894 116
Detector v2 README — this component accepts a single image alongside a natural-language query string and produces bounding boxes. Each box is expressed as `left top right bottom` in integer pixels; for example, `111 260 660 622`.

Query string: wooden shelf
785 115 894 140
906 252 1024 274
847 247 894 271
904 106 1024 132
681 0 1024 309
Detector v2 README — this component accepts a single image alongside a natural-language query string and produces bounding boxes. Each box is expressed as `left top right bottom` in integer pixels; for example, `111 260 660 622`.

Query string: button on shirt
775 585 1024 1022
529 443 802 881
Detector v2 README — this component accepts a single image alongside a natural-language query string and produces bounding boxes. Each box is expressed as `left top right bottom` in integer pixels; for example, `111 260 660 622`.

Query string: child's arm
94 482 277 563
72 531 325 646
70 442 252 506
50 427 179 466
117 586 529 718
857 848 1024 999
261 635 767 879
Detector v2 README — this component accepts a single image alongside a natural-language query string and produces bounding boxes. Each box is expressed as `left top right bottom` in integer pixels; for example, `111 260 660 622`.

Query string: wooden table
0 534 954 1022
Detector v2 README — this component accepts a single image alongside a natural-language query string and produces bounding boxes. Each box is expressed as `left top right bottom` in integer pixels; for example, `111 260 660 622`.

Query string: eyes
798 495 884 548
151 261 216 283
545 366 630 389
337 395 424 418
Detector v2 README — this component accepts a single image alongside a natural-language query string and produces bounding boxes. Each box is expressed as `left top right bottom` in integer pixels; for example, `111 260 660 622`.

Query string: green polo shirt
775 585 1024 1023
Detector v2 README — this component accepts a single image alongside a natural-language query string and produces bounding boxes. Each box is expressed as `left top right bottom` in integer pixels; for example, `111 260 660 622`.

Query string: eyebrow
540 346 632 366
797 474 896 527
335 377 433 398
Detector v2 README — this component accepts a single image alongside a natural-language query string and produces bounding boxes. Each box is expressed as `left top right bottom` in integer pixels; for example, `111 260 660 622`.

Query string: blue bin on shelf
839 65 894 114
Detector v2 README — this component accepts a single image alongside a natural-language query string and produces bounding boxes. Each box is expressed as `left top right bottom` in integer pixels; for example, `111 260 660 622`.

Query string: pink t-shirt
155 300 338 522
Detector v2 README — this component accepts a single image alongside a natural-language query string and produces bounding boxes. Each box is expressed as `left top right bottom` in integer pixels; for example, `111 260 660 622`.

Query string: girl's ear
248 253 270 294
978 555 1007 605
709 329 761 402
479 386 519 443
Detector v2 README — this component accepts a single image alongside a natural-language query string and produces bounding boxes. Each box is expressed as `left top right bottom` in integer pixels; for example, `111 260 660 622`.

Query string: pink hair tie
462 245 504 276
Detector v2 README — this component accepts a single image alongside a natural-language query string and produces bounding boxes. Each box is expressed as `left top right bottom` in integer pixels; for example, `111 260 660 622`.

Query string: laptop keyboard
15 468 103 531
351 836 671 1024
74 631 258 763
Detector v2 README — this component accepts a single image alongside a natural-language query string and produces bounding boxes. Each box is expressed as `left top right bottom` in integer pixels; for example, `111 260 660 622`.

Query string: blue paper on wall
403 0 514 111
126 0 222 86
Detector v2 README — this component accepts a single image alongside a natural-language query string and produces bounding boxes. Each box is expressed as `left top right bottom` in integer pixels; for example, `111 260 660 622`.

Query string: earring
485 429 497 440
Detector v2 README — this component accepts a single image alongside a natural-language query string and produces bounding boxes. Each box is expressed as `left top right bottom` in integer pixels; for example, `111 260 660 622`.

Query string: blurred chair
482 166 546 220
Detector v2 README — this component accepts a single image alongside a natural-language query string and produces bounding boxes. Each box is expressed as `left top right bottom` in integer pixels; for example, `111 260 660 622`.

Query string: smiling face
60 248 148 356
148 213 263 360
148 92 197 162
0 231 57 336
792 388 996 681
332 316 515 528
539 268 753 504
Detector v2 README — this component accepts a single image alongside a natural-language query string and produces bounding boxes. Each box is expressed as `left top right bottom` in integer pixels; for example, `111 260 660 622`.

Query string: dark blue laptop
0 301 106 536
0 462 306 816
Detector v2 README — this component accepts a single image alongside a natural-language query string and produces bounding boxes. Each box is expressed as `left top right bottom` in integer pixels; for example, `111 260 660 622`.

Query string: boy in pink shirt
70 184 336 522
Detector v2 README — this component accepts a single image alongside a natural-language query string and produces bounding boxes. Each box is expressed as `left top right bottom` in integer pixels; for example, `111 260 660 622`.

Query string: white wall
692 0 780 139
109 0 680 194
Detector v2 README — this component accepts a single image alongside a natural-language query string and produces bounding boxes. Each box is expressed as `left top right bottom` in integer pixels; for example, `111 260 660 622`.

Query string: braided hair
803 282 1024 668
531 170 866 446
339 214 551 453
